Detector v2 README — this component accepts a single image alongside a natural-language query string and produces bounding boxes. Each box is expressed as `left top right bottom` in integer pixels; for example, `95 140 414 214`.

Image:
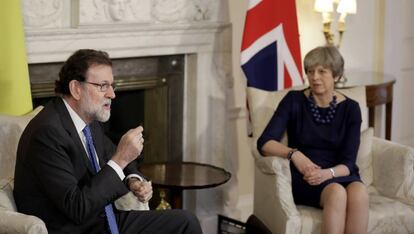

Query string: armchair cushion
372 137 414 205
356 127 374 186
0 106 43 180
368 189 414 233
0 178 16 211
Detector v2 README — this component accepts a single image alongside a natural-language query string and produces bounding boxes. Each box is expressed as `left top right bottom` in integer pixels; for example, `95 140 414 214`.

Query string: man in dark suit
14 49 202 233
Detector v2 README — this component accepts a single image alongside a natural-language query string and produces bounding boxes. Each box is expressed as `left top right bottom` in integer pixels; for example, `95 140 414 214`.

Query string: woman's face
306 65 338 95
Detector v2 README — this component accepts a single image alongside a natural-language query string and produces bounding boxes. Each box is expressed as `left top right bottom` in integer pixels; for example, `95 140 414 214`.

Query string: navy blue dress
257 89 362 208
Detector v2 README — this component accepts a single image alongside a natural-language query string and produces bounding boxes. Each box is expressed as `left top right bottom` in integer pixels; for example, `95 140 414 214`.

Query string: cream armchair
247 86 414 234
0 106 148 234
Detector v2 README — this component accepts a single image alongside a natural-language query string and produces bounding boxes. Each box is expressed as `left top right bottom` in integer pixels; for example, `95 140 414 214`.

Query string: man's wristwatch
287 149 298 161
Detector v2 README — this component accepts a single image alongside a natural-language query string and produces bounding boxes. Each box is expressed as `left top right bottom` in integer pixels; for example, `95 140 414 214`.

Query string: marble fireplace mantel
26 22 230 63
23 1 236 233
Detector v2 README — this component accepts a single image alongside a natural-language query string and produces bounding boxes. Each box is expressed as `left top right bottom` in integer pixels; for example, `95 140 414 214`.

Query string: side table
138 161 231 209
336 71 396 140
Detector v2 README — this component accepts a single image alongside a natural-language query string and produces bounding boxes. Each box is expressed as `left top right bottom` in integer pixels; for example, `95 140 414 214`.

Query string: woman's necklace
308 91 337 124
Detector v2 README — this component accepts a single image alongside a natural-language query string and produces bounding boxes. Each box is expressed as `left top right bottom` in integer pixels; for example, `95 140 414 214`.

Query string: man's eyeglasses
81 81 117 92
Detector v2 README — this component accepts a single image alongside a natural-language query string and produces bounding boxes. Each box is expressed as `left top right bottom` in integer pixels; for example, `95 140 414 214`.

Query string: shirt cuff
107 160 125 180
126 174 146 182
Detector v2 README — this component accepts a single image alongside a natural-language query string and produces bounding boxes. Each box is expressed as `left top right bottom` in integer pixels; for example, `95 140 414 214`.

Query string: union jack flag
241 0 303 91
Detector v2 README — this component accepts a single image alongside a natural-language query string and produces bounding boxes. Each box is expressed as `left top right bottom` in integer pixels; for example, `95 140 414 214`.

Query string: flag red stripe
241 0 300 51
241 0 303 91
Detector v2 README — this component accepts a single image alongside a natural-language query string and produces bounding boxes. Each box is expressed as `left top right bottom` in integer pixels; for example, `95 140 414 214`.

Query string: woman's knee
320 183 347 208
346 182 369 205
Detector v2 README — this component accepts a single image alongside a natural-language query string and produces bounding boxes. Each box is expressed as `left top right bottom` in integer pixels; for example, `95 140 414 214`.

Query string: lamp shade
337 0 357 14
314 0 333 12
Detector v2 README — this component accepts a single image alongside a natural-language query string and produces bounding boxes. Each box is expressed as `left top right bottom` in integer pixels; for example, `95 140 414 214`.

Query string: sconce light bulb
338 12 347 24
315 0 356 47
337 0 357 14
314 0 334 12
322 12 332 23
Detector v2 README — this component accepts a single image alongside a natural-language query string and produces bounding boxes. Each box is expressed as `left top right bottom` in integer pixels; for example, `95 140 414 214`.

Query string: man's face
79 64 115 123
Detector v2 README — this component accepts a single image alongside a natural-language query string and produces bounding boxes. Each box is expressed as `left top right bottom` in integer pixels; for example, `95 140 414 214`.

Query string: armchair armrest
0 210 47 234
254 151 290 175
0 179 47 233
252 144 301 233
371 137 414 205
251 139 290 175
252 149 299 214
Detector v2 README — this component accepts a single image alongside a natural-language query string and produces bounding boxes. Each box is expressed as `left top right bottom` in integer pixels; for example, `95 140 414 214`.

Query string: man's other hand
128 178 153 203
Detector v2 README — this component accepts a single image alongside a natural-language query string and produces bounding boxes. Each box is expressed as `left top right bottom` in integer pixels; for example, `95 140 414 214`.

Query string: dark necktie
83 125 119 234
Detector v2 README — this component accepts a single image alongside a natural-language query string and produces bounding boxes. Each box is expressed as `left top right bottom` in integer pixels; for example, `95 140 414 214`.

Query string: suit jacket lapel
54 98 96 174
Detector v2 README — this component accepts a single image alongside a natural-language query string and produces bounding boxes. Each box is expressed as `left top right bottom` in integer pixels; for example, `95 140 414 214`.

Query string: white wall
384 0 414 146
228 0 414 222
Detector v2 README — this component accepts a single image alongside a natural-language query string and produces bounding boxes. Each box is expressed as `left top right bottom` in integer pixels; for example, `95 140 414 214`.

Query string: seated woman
257 46 369 234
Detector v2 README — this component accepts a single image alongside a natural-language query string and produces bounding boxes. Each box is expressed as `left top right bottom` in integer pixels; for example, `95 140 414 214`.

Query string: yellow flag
0 0 33 115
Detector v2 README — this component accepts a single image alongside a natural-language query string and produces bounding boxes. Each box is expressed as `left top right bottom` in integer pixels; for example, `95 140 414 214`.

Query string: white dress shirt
62 98 126 180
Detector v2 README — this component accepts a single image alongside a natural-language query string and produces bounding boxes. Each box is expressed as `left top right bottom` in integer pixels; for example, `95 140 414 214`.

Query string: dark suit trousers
84 209 202 234
119 209 202 234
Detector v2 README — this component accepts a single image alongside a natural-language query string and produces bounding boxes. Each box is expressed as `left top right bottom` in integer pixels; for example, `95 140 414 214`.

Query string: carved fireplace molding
23 0 237 232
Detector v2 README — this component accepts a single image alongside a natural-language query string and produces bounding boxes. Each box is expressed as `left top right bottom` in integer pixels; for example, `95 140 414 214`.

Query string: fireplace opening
29 55 184 163
103 89 145 145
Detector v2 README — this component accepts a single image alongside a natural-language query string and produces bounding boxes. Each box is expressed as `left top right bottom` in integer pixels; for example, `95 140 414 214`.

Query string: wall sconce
314 0 357 47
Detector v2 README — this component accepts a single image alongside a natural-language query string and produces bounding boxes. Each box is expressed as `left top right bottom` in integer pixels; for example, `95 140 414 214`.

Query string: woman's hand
303 168 332 186
291 151 320 175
